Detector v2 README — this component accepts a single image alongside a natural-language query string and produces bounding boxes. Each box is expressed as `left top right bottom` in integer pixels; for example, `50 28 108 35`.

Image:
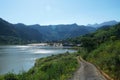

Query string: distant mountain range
0 18 119 44
87 20 118 28
28 23 95 41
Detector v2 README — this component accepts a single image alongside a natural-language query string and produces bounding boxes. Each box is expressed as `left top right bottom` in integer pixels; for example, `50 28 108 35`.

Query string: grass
78 40 120 80
0 52 79 80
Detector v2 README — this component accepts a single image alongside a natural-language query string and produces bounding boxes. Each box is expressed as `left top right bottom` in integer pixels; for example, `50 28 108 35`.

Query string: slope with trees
0 18 43 44
69 23 120 79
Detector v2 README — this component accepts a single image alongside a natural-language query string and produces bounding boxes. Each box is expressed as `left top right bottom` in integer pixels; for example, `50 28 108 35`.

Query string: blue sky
0 0 120 25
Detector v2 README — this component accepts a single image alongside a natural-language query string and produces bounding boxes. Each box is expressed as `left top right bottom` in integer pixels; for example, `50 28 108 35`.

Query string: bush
4 73 18 80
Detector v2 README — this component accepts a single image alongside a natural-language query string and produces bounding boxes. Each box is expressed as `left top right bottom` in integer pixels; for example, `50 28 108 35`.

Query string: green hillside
75 23 120 80
0 18 43 44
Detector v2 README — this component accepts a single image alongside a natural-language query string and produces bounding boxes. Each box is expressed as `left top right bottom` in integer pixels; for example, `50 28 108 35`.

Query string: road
69 57 107 80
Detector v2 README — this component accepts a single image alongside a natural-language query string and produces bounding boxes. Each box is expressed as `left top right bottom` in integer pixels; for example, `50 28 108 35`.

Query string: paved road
69 57 107 80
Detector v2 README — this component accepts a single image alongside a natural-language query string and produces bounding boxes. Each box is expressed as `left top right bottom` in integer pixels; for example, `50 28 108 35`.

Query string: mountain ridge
87 20 118 28
0 18 119 44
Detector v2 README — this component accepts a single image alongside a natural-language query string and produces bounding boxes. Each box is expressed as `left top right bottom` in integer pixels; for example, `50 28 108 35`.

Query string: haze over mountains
87 20 118 28
0 18 119 44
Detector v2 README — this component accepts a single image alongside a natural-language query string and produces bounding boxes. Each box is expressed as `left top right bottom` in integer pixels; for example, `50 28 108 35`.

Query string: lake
0 45 76 74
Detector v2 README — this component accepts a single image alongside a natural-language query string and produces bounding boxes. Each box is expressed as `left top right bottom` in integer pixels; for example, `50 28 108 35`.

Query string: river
0 45 76 74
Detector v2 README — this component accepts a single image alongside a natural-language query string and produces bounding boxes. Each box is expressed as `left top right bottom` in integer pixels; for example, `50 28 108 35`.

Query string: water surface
0 45 76 74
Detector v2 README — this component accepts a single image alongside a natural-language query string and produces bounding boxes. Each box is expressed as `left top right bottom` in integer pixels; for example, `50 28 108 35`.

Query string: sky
0 0 120 25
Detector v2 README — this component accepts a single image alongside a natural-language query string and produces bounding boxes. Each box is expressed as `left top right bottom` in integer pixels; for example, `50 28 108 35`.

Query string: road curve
69 57 107 80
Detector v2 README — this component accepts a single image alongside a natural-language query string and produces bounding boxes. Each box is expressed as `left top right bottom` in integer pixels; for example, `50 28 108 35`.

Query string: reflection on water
0 45 76 74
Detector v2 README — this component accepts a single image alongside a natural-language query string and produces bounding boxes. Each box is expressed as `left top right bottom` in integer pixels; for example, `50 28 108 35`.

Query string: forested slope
70 23 120 80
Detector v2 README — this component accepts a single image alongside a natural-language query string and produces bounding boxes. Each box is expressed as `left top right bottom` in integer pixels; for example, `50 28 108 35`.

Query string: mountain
0 18 96 44
87 20 118 28
0 18 43 44
3 18 118 44
29 23 96 41
1 18 119 44
14 23 43 41
0 18 18 37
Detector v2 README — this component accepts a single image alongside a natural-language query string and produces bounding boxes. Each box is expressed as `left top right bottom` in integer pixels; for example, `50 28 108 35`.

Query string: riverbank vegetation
0 53 79 80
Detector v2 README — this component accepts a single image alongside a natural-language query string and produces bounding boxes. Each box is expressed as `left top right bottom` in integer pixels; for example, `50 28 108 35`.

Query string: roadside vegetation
87 40 120 79
70 23 120 80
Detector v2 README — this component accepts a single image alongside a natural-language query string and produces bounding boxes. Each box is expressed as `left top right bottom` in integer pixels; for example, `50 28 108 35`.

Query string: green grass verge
78 40 120 80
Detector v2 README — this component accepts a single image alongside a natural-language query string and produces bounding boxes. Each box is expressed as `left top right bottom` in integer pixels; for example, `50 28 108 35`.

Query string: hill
0 18 43 44
14 23 43 42
0 18 119 44
0 18 96 44
29 23 95 41
69 23 120 79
